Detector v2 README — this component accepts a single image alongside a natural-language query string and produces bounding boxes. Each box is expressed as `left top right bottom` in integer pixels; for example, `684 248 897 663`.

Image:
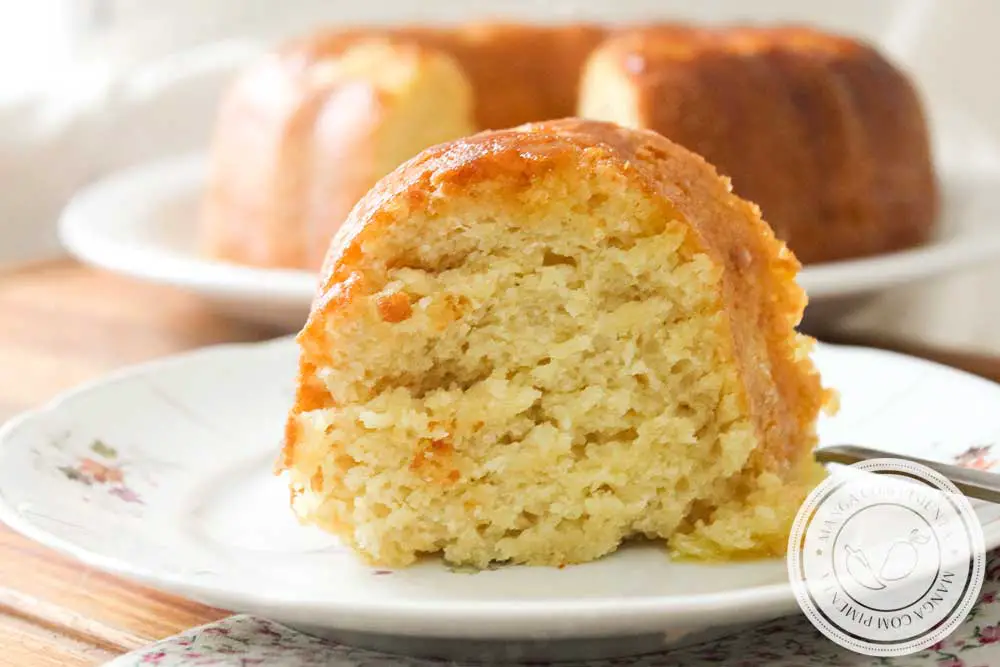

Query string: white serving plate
58 99 1000 332
2 338 1000 661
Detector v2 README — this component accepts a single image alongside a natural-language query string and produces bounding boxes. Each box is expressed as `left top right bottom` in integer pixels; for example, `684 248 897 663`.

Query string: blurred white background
0 0 997 350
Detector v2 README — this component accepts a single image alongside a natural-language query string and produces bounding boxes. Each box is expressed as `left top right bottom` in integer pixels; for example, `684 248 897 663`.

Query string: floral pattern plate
2 338 1000 661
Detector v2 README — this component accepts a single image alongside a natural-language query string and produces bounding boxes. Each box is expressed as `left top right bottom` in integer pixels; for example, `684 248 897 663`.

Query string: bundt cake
203 22 937 270
579 25 938 264
201 38 475 269
279 118 832 568
293 24 607 130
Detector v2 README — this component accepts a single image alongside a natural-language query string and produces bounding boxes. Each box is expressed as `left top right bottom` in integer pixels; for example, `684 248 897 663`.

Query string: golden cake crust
206 22 937 270
284 23 608 130
202 38 475 268
283 118 824 483
581 25 938 263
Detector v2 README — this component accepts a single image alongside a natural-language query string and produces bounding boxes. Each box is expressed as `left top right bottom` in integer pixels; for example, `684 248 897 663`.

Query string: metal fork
815 445 1000 503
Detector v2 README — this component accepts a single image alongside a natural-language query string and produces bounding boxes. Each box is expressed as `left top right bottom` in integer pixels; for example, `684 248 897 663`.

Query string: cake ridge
203 21 936 270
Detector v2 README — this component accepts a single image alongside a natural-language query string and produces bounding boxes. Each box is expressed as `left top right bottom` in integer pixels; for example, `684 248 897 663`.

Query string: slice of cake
279 118 831 568
201 39 475 269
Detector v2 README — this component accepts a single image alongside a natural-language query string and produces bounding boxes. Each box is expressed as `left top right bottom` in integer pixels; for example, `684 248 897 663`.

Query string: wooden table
0 261 272 666
1 261 998 666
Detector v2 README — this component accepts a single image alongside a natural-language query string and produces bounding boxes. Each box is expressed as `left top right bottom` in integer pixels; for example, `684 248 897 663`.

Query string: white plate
3 338 1000 661
60 154 317 330
58 102 1000 331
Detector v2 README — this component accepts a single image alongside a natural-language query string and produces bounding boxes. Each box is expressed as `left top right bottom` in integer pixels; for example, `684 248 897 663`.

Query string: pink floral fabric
108 551 1000 667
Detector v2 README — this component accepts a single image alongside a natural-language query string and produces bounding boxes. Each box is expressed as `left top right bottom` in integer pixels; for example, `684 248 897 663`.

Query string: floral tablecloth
110 553 1000 667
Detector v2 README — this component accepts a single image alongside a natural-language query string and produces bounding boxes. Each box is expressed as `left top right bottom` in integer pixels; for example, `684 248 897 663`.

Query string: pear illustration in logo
879 528 931 582
844 529 930 590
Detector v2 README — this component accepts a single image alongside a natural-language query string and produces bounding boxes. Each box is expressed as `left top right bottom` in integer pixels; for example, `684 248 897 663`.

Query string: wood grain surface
0 260 997 666
0 261 265 667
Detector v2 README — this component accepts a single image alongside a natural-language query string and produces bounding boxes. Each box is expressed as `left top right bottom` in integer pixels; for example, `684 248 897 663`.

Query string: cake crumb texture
281 118 831 567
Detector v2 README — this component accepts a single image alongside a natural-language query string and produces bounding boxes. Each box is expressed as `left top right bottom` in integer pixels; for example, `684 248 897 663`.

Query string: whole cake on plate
202 23 937 269
278 119 833 568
